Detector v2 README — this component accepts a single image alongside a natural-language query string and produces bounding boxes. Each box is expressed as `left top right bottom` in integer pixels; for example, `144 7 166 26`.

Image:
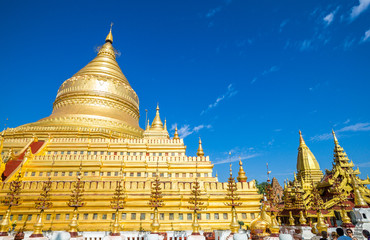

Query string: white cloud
323 12 334 26
206 6 222 18
213 154 259 165
251 66 280 84
176 124 212 139
201 84 237 114
279 19 289 32
300 40 312 51
361 29 370 42
344 119 351 124
311 122 370 141
351 0 370 20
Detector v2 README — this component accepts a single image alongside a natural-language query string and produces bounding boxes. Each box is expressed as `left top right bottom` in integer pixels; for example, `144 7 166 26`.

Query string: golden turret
237 157 248 182
173 126 180 140
197 137 204 157
151 104 164 130
143 105 169 139
332 130 352 168
296 130 323 183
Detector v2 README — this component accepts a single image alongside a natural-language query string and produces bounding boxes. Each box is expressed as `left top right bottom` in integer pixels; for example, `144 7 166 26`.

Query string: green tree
255 180 269 194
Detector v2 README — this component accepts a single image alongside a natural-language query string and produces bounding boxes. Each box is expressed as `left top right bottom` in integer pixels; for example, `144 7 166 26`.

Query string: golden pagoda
0 28 261 232
280 130 370 226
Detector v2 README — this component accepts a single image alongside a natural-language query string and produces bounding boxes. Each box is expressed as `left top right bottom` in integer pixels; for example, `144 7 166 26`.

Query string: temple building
0 29 261 232
279 130 370 228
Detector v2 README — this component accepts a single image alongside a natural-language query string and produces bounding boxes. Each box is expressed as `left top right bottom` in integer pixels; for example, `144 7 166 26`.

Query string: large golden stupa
0 29 261 232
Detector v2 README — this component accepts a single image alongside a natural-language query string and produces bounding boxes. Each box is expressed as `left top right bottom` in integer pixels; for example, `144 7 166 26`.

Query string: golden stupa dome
12 28 144 138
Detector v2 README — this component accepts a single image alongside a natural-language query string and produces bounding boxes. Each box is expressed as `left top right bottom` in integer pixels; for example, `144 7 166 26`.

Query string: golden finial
105 22 113 43
151 104 164 129
164 119 167 131
237 156 248 182
215 171 218 178
229 163 232 176
146 119 150 130
299 130 306 147
173 126 179 140
332 129 338 144
197 137 204 157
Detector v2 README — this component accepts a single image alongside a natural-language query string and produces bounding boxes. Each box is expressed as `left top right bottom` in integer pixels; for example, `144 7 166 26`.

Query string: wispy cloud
279 19 289 33
213 154 259 165
300 40 312 51
201 84 237 115
356 162 370 168
323 12 335 26
311 122 370 141
206 6 222 18
251 66 280 84
350 0 370 20
172 124 212 139
361 29 370 43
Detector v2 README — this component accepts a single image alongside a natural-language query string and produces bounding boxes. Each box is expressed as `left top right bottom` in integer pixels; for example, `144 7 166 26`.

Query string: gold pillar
192 211 200 235
230 207 239 234
151 207 160 233
110 210 121 236
0 209 11 236
69 208 79 236
31 210 44 237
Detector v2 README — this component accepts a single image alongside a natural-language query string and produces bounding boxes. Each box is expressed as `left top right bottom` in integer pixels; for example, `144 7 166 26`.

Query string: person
362 230 370 240
336 228 351 240
320 231 328 240
346 229 357 240
331 232 338 240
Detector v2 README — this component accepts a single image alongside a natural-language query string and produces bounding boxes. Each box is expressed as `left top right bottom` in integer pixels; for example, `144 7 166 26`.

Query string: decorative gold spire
332 130 352 168
197 137 205 157
299 130 306 147
151 104 164 130
164 119 167 131
296 130 323 183
173 126 179 140
105 23 113 43
237 157 248 182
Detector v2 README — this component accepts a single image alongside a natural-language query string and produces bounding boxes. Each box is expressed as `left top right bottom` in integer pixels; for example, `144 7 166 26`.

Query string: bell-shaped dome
15 29 143 138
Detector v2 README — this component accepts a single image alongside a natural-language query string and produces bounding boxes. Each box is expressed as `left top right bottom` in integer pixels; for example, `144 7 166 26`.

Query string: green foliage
255 180 269 194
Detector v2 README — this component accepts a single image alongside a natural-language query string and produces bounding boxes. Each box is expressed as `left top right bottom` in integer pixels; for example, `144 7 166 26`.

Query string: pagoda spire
105 22 113 43
151 104 164 130
237 157 248 182
299 130 306 147
197 137 204 157
296 130 323 183
332 130 352 167
173 126 179 140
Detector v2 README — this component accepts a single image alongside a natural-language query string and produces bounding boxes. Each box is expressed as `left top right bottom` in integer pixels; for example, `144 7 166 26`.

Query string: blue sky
1 0 370 184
